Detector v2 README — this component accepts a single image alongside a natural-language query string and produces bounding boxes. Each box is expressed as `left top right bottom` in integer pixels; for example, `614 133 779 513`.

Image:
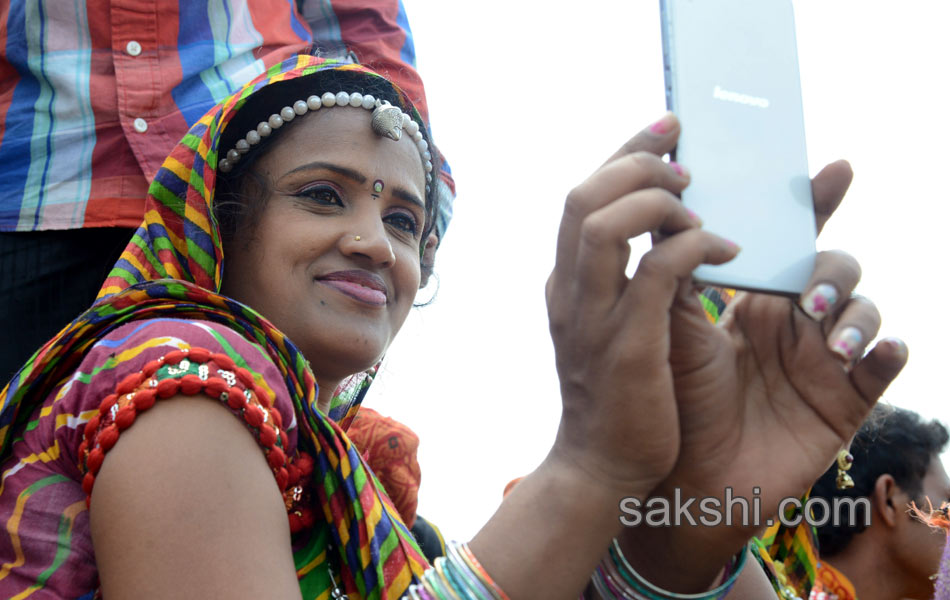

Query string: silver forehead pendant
371 103 404 141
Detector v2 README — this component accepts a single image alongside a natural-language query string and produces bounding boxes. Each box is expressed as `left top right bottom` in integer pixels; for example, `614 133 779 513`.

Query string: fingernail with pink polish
686 208 703 225
831 327 864 361
799 283 839 321
649 112 675 135
670 161 688 177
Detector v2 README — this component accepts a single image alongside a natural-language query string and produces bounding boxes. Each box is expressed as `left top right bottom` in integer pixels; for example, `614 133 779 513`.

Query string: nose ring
353 235 361 242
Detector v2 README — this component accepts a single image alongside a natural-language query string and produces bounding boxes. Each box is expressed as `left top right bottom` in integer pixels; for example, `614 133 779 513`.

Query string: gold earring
836 449 854 490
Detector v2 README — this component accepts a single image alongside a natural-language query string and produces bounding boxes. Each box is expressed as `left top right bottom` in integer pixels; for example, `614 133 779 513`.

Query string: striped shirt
0 0 453 233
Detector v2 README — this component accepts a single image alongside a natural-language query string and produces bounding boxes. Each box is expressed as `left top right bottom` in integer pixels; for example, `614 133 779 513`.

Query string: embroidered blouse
0 318 296 598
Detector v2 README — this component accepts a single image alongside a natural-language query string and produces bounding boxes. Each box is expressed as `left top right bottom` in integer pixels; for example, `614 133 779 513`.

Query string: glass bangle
408 584 428 600
435 557 471 600
426 563 461 600
446 543 494 598
609 538 748 600
440 553 483 600
396 541 508 600
593 563 643 600
457 543 507 600
601 553 643 597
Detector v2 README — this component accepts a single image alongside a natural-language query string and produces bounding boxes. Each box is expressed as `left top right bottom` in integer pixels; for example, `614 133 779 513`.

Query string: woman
0 55 906 599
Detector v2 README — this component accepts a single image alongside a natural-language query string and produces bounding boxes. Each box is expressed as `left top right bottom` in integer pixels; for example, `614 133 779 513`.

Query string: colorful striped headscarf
0 55 430 599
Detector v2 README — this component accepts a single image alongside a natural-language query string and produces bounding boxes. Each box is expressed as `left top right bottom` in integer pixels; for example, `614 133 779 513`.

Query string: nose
338 216 395 268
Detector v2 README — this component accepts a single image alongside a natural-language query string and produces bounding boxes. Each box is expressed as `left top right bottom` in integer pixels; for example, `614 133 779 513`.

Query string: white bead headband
217 91 434 192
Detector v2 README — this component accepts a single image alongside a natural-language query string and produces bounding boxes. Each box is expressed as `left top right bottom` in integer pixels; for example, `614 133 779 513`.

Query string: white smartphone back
660 0 816 296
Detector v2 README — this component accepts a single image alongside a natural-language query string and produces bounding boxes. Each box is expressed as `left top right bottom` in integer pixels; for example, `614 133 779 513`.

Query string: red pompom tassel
132 389 157 411
289 512 303 533
267 447 287 470
226 388 245 410
98 425 120 451
142 360 163 377
115 372 144 396
275 467 289 491
84 414 101 438
82 472 95 496
164 350 186 365
253 386 271 408
286 464 301 486
268 408 283 429
114 406 136 430
86 448 105 474
98 394 118 415
188 347 211 363
295 454 314 477
211 353 236 372
179 374 202 395
204 377 228 398
234 367 255 388
259 425 277 448
244 405 265 429
156 378 179 399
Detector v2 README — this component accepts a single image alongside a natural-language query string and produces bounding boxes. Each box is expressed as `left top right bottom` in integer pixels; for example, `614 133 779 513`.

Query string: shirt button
133 118 148 133
126 40 142 56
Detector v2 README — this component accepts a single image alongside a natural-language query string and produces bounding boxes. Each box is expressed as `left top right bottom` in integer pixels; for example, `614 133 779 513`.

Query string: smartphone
659 0 816 296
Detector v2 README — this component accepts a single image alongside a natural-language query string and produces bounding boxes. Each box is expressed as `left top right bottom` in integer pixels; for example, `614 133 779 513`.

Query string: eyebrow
283 160 426 210
390 187 426 211
284 161 366 184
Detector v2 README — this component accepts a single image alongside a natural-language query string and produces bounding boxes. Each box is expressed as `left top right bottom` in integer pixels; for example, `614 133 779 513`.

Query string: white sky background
363 1 950 541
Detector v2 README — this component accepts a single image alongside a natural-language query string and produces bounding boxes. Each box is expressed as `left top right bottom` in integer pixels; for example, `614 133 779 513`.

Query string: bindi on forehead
372 179 384 198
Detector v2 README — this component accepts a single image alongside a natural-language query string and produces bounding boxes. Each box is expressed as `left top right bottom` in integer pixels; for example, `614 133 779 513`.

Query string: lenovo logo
712 85 770 108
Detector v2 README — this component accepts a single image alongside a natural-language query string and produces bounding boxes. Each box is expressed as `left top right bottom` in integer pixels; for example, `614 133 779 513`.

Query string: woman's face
222 104 427 386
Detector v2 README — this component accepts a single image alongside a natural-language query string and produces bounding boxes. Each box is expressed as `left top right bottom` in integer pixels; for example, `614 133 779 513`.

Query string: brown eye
297 185 342 206
385 211 418 236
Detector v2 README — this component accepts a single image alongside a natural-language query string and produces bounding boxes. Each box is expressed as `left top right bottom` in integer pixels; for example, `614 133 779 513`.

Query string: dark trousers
0 228 135 383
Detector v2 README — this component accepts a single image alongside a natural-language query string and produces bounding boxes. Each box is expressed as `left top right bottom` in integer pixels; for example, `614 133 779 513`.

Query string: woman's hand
545 112 739 500
668 164 904 509
616 120 908 593
470 114 739 600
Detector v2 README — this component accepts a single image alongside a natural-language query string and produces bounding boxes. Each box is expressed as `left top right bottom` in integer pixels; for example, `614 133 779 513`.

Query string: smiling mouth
316 271 388 306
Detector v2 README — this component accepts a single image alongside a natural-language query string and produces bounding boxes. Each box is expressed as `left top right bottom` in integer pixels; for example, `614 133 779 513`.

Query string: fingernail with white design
831 327 864 361
799 283 839 321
